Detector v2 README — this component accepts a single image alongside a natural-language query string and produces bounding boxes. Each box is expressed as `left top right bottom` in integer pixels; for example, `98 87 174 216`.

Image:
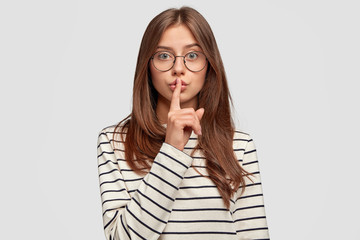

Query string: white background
1 0 359 239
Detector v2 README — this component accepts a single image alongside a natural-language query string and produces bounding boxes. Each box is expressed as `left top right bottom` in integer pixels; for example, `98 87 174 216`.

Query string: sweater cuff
158 142 194 169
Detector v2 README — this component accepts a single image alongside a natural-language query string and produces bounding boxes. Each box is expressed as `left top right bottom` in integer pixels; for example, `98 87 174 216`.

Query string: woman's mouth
169 80 188 92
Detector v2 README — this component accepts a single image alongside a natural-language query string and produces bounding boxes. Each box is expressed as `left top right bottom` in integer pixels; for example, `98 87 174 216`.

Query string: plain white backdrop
1 0 359 239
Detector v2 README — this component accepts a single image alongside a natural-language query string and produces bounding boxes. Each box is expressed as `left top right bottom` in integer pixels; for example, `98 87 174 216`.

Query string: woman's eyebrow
185 43 201 49
156 43 201 50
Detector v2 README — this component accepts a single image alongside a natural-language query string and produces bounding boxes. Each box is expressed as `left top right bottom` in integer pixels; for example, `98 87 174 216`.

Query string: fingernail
175 79 178 84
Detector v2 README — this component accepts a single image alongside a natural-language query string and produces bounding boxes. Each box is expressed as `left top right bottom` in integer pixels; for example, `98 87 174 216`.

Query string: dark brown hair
114 6 251 209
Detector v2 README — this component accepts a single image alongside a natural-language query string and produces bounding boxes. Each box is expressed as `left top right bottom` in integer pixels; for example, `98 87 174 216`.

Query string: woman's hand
165 78 205 151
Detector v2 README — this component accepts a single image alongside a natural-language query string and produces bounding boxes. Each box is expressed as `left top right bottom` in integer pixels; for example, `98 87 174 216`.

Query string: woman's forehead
157 24 200 51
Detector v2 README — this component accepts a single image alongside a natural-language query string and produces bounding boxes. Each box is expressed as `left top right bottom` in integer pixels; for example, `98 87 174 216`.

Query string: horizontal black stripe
126 205 161 235
104 210 118 230
119 169 134 172
233 205 264 214
102 198 131 205
120 168 135 172
113 148 125 152
132 197 167 224
99 168 118 177
137 189 171 213
98 132 108 138
100 177 142 186
175 196 222 201
98 151 115 158
179 185 216 190
172 208 228 212
244 149 256 154
121 167 148 172
236 181 262 191
233 138 250 142
97 141 110 148
234 216 266 222
101 188 126 196
234 148 245 151
162 231 236 235
110 139 124 143
98 159 117 168
237 193 263 200
99 131 127 137
168 219 234 223
182 146 202 151
160 151 188 169
142 179 175 201
184 175 208 179
153 161 183 179
245 182 262 187
191 165 206 168
149 172 178 190
243 160 258 166
237 227 268 233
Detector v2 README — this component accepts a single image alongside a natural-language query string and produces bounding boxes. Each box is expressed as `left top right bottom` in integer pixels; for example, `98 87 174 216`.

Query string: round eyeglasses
151 51 207 72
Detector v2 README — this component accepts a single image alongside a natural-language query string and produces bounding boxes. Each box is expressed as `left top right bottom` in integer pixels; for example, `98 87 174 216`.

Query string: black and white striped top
97 124 270 240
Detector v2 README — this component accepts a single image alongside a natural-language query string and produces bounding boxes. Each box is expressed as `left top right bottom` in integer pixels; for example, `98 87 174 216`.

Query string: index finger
170 78 181 110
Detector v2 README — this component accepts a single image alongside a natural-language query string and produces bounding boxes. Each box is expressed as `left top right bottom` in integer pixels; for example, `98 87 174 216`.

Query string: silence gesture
165 78 205 151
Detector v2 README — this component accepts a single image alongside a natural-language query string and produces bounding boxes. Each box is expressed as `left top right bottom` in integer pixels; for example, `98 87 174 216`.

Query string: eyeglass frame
150 51 208 72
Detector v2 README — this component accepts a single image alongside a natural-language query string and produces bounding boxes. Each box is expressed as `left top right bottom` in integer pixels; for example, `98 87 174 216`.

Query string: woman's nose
172 56 186 75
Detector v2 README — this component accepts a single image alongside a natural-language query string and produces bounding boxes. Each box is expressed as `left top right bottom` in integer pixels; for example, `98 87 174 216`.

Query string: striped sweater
97 124 270 240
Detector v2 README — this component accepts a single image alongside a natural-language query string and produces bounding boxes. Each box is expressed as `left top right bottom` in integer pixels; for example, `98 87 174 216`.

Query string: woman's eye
157 52 172 60
187 52 198 60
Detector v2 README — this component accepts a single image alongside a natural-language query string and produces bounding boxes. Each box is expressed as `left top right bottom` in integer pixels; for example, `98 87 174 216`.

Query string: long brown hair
114 6 250 209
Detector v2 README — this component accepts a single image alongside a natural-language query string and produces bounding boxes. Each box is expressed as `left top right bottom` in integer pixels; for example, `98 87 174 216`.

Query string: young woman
97 6 270 240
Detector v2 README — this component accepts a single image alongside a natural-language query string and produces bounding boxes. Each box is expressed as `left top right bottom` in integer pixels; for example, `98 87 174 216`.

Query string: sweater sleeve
233 134 270 239
97 129 193 240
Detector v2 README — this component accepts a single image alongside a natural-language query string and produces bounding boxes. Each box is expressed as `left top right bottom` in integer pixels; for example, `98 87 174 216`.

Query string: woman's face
150 24 208 109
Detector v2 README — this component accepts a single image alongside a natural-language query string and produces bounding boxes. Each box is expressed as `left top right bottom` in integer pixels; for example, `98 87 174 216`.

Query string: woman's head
149 23 208 117
132 6 230 131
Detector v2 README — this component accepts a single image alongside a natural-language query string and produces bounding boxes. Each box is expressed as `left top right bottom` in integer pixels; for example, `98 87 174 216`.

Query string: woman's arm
97 129 193 240
233 133 270 239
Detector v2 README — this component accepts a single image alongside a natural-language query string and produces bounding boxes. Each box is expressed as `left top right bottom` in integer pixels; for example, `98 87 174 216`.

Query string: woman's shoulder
98 121 129 140
233 129 251 141
99 124 117 134
232 129 254 153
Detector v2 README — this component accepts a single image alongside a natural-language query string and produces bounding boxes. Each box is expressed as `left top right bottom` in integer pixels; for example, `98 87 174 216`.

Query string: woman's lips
169 80 188 92
169 84 187 91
